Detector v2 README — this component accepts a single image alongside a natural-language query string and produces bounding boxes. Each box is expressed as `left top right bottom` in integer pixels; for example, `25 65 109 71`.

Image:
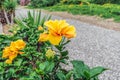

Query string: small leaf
61 51 68 57
66 71 73 80
45 62 55 72
57 71 66 80
14 59 23 66
39 63 46 70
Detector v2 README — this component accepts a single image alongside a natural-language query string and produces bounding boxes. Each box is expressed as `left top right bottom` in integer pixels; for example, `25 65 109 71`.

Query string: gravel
0 23 3 34
15 8 120 80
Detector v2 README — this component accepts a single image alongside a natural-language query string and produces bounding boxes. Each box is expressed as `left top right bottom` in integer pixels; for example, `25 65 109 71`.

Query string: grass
43 3 120 22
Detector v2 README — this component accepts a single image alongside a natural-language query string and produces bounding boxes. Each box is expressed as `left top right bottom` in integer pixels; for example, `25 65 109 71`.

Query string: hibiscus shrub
0 11 107 80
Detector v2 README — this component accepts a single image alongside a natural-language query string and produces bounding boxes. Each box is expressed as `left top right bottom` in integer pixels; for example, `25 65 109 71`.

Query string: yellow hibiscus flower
2 47 17 64
44 20 76 45
2 39 26 64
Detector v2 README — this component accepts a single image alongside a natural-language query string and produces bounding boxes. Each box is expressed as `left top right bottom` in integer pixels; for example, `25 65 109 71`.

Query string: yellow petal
5 59 12 64
48 33 62 45
9 53 17 61
38 33 49 42
18 52 24 54
2 47 11 58
56 20 69 34
45 20 57 32
10 45 18 52
45 20 69 35
62 26 76 38
14 40 26 50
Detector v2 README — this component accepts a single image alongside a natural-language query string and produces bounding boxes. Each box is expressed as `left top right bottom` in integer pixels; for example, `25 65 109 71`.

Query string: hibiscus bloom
44 20 76 45
2 40 26 64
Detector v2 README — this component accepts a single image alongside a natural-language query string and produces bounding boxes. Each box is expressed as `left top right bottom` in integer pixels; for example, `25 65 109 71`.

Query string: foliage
30 0 60 8
17 0 20 4
3 0 17 12
60 0 90 5
44 4 120 22
0 0 5 9
0 11 107 80
0 0 17 25
91 0 120 4
71 60 107 80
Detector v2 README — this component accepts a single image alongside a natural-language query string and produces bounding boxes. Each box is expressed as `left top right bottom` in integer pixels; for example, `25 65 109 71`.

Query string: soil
42 10 120 31
3 24 12 34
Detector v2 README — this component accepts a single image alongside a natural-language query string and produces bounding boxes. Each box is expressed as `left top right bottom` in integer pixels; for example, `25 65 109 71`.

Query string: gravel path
0 23 3 34
16 8 120 80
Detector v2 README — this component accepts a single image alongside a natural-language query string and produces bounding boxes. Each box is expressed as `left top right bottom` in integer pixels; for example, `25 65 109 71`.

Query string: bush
30 0 60 8
61 0 90 5
0 0 4 9
17 0 20 4
0 11 107 80
91 0 120 4
3 0 17 11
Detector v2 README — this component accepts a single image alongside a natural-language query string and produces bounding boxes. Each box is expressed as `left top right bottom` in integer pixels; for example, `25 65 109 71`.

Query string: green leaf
39 62 46 71
92 76 99 80
90 67 107 78
71 60 90 79
3 40 11 43
84 71 90 79
14 59 23 66
45 61 55 72
61 51 68 57
35 11 41 27
66 71 73 80
7 68 15 77
29 72 42 80
57 71 66 80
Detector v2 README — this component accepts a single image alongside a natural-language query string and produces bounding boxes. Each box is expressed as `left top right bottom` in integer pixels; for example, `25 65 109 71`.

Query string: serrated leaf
90 67 107 78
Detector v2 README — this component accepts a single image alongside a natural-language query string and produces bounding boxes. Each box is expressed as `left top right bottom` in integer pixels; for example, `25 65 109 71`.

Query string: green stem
50 45 64 79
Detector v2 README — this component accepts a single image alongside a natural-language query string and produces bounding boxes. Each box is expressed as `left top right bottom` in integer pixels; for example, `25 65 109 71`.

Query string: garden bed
0 11 106 80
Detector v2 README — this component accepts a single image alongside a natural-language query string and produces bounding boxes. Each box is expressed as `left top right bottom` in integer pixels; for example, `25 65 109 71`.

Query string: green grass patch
44 3 120 22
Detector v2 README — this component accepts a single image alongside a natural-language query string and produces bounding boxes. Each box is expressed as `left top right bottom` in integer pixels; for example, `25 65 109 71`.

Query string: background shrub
30 0 60 8
0 0 4 9
61 0 90 4
91 0 120 4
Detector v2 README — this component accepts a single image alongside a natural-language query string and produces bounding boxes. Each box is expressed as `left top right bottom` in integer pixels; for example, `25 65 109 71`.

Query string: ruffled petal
38 33 49 42
48 33 62 45
9 53 17 61
62 26 76 38
5 59 12 64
